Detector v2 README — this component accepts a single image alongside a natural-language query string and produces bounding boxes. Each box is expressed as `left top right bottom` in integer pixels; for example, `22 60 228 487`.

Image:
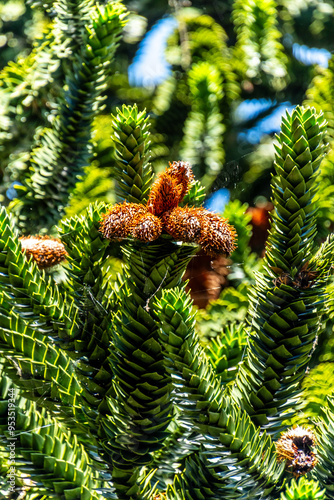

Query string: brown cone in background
247 201 273 255
184 250 230 308
20 235 68 269
275 426 317 477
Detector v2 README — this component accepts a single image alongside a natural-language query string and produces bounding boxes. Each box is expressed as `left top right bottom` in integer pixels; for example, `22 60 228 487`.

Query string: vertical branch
232 106 331 436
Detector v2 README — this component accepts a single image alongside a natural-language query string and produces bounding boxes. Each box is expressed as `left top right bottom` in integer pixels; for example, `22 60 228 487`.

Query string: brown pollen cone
275 426 317 477
165 161 194 201
163 206 202 242
20 235 68 269
146 173 184 217
195 210 237 258
130 212 163 242
100 202 147 240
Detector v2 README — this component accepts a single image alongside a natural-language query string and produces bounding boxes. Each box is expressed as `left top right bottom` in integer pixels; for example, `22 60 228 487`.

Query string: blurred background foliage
2 0 334 430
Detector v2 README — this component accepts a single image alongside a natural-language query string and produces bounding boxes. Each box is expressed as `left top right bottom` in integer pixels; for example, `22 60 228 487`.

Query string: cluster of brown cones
19 162 237 274
100 161 237 258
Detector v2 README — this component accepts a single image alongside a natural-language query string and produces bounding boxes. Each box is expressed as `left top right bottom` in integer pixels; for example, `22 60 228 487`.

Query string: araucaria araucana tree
1 2 334 500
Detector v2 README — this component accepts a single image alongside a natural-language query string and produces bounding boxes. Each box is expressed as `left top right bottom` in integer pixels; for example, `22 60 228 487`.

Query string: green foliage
180 62 225 184
302 56 334 367
305 58 334 143
0 2 39 70
57 202 115 422
64 163 115 219
0 205 81 353
304 58 334 240
0 363 105 499
0 22 62 196
265 106 326 272
152 9 239 186
64 114 117 218
0 207 89 429
111 104 153 203
279 477 326 500
287 362 334 428
222 199 260 284
223 200 252 265
233 106 332 433
314 397 334 497
313 148 334 239
196 283 249 339
232 0 288 91
166 9 238 105
9 2 127 234
237 138 275 203
103 242 197 497
204 322 248 385
155 286 284 499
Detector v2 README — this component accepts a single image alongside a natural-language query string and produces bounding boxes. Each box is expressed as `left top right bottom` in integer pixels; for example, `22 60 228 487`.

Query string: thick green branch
155 287 284 498
232 106 331 435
